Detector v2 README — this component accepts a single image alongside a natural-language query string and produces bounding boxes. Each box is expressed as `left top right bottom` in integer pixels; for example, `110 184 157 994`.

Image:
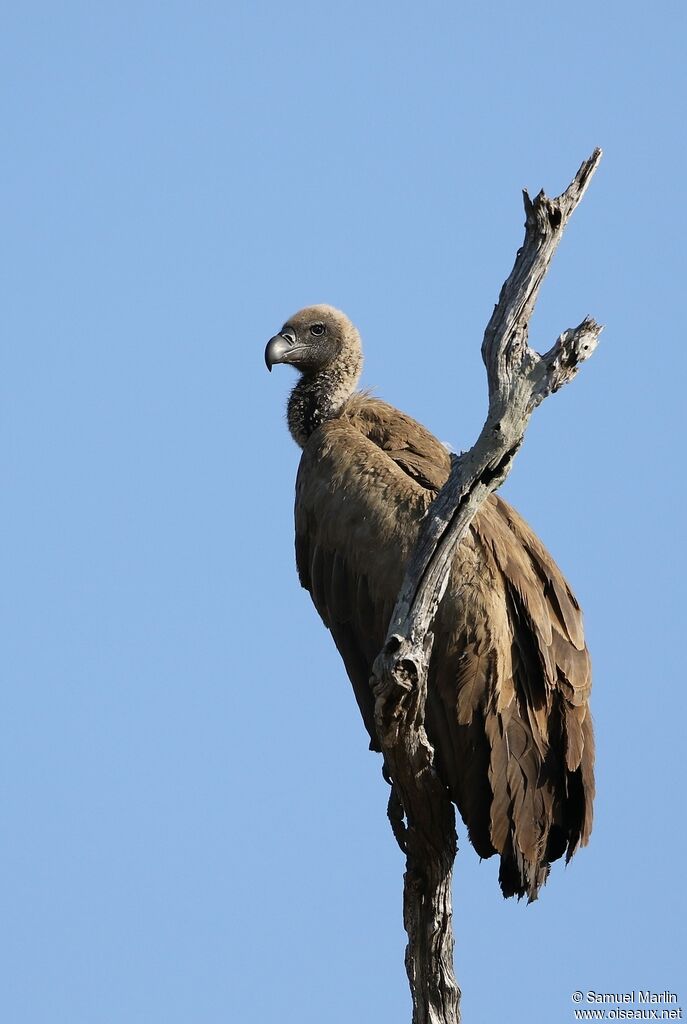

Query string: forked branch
371 149 603 1024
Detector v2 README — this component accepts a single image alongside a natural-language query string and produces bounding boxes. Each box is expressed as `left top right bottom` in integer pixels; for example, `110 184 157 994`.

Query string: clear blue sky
2 3 685 1022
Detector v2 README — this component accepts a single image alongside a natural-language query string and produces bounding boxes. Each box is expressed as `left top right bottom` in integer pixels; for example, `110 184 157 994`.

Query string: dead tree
371 149 603 1024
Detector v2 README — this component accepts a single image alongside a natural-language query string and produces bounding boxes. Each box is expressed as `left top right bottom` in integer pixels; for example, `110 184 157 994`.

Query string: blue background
2 2 685 1022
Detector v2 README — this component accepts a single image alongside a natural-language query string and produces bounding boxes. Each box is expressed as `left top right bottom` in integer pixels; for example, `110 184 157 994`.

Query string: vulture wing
295 395 594 901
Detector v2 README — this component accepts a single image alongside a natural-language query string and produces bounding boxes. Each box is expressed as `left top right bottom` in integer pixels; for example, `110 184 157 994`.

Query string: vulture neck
287 352 362 448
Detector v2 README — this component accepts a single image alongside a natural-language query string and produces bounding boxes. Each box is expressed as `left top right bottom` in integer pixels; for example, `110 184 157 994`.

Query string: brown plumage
265 304 594 901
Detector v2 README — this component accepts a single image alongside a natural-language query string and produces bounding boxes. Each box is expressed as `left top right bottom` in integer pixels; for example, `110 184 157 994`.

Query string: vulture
265 304 594 901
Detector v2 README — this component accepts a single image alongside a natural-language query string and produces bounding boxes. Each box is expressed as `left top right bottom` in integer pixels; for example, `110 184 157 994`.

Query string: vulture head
265 305 363 447
265 304 362 375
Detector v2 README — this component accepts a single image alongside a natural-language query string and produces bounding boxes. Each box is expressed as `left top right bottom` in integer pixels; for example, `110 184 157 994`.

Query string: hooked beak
264 326 297 371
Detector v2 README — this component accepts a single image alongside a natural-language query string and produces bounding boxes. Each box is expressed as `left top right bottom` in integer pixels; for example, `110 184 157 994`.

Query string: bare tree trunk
371 150 603 1024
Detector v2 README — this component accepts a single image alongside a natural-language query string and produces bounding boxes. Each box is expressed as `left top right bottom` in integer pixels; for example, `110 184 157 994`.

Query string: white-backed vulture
265 304 594 901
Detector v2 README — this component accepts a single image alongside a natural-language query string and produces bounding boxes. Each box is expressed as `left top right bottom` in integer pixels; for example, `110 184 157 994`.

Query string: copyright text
571 991 682 1021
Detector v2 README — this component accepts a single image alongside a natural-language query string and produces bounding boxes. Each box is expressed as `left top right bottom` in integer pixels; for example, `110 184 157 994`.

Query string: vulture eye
310 323 326 337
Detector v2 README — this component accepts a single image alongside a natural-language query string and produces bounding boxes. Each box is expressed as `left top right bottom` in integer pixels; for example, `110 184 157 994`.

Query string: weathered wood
371 149 603 1024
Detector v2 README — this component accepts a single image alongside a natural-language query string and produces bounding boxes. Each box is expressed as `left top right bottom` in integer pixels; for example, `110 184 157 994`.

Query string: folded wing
295 396 594 900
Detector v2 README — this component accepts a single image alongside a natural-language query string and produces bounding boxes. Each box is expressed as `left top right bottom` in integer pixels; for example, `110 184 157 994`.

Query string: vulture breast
294 394 594 901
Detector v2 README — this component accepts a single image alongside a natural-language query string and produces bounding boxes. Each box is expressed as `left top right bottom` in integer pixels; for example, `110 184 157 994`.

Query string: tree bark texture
371 149 603 1024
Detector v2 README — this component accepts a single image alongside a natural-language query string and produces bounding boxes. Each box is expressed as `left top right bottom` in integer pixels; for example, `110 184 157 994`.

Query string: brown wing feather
295 395 594 900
